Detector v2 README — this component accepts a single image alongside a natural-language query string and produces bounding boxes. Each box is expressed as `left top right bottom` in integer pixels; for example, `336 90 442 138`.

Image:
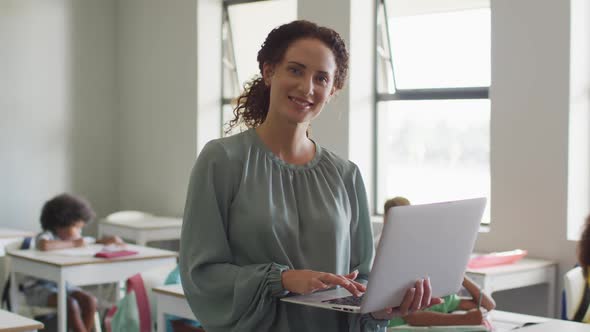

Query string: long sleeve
179 141 288 332
347 165 375 281
346 165 389 332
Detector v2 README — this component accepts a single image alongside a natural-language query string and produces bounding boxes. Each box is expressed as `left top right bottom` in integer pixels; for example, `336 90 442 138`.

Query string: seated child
383 196 496 327
22 193 124 332
164 265 204 332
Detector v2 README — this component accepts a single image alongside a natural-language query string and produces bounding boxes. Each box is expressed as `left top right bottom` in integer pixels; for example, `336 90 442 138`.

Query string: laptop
281 197 486 314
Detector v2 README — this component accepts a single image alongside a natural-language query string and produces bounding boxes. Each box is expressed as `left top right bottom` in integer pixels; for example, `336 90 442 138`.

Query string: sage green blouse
179 129 387 332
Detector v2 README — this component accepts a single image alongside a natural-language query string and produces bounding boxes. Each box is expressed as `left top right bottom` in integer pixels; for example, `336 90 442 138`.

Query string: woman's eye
288 67 302 75
317 76 329 84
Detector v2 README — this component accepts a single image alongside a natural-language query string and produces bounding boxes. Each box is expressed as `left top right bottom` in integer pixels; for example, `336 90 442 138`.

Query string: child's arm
457 276 496 311
404 309 484 326
37 238 85 251
96 235 124 245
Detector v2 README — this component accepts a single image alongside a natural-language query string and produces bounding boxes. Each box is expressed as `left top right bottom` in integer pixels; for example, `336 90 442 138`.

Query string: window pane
377 100 491 223
385 7 491 89
228 0 297 88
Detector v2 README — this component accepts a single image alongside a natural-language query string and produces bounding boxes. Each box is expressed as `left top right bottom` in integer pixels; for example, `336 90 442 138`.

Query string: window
376 0 491 223
221 0 297 135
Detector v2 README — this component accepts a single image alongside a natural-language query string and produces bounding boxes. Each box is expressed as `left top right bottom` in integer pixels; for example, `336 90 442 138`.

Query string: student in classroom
22 193 124 332
383 196 496 327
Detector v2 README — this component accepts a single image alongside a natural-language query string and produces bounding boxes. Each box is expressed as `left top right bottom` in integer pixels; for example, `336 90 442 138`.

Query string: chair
105 262 177 332
563 266 589 322
104 211 154 224
3 239 102 331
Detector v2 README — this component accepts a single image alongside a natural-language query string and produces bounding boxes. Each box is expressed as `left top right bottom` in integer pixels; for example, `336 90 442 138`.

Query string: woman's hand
371 277 443 320
281 269 366 296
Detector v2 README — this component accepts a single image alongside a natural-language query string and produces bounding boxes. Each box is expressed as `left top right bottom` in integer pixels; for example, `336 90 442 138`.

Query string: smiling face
263 38 337 126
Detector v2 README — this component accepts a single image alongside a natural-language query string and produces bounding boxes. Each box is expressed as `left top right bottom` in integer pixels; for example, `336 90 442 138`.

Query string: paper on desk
48 244 104 257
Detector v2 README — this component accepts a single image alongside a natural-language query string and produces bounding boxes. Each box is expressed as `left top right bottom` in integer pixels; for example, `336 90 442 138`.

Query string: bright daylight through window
376 0 491 223
221 0 297 136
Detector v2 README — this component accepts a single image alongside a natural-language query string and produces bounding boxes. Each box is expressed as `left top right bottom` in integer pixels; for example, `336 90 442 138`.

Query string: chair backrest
105 211 153 224
105 262 176 332
564 266 588 320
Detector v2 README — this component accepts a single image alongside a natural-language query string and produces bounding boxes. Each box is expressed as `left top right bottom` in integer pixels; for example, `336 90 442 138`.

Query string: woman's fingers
343 270 359 280
410 279 424 312
421 277 432 309
320 273 363 296
343 270 366 293
309 278 328 293
399 287 416 316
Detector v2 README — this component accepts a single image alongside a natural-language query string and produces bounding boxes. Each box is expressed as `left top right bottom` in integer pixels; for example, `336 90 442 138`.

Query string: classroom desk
489 310 589 331
153 284 197 332
7 244 177 332
98 217 182 246
466 257 557 317
0 309 44 332
150 286 588 332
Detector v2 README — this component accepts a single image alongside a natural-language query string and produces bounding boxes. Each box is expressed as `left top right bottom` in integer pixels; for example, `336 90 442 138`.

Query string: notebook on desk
94 244 137 258
281 198 486 314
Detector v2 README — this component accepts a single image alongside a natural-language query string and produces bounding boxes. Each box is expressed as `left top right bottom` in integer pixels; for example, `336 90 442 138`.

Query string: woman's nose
298 76 313 96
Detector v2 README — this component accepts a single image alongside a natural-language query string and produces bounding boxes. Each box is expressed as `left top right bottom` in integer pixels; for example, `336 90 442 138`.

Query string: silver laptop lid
360 197 486 313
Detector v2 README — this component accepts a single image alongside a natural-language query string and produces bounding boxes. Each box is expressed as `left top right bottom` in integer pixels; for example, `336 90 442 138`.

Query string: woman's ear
326 86 337 104
262 63 274 86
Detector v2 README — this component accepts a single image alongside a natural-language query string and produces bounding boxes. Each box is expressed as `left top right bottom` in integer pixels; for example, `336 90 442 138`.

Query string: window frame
373 0 490 216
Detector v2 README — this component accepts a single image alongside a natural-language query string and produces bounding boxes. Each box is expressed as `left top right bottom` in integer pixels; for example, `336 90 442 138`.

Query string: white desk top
100 217 182 230
490 310 552 324
7 244 177 266
466 257 556 275
0 309 44 332
516 320 590 331
153 284 185 299
0 229 35 239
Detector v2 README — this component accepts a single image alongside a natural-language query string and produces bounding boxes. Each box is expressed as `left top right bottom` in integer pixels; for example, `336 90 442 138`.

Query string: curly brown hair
578 215 590 275
225 20 349 134
40 193 96 232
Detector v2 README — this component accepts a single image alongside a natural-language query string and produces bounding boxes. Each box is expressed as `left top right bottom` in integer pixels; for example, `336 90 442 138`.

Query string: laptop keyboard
322 294 364 306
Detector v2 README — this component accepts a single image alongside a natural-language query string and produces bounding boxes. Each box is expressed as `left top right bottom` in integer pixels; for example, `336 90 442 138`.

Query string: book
467 250 527 269
94 244 138 258
95 249 138 258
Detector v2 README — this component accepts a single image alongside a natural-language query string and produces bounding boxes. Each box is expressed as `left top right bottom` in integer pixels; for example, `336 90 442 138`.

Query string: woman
179 20 439 332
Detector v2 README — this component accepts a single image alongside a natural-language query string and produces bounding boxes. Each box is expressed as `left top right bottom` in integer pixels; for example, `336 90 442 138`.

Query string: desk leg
547 266 556 318
116 280 125 301
9 271 19 313
157 302 165 332
137 233 147 246
58 278 67 332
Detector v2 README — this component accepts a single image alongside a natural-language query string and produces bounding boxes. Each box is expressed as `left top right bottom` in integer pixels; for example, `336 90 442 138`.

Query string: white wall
117 0 199 216
302 0 587 317
474 0 577 316
0 0 118 232
298 0 375 208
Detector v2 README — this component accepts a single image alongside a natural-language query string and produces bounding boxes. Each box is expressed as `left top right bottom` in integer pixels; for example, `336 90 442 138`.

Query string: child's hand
73 238 85 247
101 235 124 245
464 308 484 325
